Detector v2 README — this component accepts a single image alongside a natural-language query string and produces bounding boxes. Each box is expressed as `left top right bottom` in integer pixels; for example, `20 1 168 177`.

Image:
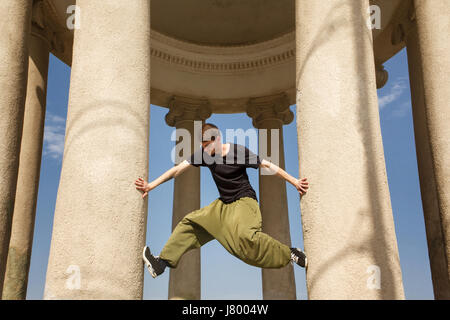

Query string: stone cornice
246 93 294 128
151 30 295 75
165 95 212 127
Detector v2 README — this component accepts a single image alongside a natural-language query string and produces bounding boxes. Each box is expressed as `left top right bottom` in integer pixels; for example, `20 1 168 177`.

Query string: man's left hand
294 177 309 196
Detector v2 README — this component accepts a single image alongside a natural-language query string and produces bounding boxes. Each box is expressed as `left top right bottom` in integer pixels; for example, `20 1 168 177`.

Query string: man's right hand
135 177 151 199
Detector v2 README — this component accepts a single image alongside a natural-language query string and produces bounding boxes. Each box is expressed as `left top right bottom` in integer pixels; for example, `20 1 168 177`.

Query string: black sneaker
290 248 307 268
143 246 167 278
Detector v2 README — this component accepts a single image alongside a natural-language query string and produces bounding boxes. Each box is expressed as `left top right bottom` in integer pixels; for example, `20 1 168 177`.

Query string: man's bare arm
135 160 192 198
259 159 309 196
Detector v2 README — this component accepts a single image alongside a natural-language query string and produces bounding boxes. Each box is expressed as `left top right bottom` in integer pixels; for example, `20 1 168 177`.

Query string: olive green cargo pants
159 196 292 269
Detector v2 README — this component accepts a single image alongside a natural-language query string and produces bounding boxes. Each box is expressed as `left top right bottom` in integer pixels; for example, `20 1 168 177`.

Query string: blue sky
25 47 433 299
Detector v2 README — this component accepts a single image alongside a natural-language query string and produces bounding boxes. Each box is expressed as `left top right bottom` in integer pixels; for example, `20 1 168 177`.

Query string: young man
135 123 309 278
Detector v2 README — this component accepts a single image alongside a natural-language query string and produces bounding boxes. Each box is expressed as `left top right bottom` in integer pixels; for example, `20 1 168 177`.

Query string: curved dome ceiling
150 0 295 46
46 0 406 111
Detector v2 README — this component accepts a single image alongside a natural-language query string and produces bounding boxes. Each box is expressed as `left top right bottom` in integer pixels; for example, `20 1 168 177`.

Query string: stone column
3 11 51 300
412 0 450 295
406 20 450 300
405 1 450 299
295 0 404 299
247 93 296 300
0 0 32 298
43 0 151 299
165 96 211 300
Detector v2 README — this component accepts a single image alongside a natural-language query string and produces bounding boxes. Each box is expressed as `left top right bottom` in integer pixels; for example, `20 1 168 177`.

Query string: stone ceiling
43 0 409 112
151 0 295 46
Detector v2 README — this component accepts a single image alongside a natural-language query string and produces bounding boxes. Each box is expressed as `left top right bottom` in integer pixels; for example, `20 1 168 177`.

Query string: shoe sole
292 248 308 269
300 250 308 269
142 246 157 278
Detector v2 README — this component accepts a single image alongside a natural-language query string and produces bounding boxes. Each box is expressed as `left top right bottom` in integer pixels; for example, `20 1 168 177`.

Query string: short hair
201 123 220 142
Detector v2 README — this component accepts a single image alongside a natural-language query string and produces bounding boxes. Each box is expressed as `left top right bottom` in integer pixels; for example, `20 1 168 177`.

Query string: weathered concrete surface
406 20 450 300
247 94 297 300
0 0 32 299
43 0 151 299
295 0 405 299
165 98 210 300
3 247 30 299
411 0 450 296
3 32 49 300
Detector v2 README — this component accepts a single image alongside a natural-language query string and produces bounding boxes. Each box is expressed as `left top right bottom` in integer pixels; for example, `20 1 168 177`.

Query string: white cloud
378 77 408 110
46 113 66 124
390 101 411 119
43 112 66 160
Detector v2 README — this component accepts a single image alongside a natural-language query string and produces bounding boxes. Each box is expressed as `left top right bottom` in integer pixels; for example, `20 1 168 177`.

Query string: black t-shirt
187 142 262 204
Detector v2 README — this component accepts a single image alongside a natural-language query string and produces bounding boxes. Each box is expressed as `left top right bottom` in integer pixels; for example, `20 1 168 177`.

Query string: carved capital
30 0 63 52
408 3 416 22
165 95 212 127
37 0 66 54
391 2 417 47
246 93 293 129
30 0 50 47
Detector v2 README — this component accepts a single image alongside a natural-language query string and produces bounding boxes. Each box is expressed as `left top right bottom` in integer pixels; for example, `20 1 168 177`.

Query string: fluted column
295 0 404 299
3 4 51 299
406 0 450 299
0 0 32 298
43 0 151 299
165 96 211 300
247 93 296 300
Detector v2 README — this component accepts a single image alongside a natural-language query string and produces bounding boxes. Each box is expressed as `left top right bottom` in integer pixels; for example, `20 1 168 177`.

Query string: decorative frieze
151 31 296 75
